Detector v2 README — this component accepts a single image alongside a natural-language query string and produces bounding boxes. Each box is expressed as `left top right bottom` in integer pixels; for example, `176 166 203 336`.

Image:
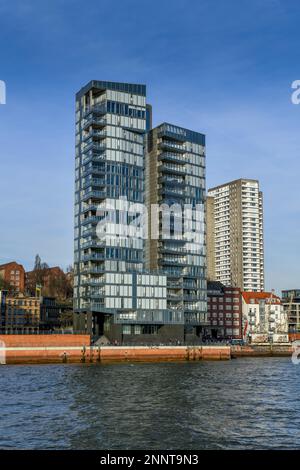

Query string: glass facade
74 83 207 340
74 81 147 334
146 123 207 331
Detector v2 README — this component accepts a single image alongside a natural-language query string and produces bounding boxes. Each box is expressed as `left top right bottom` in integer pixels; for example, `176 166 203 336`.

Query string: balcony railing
83 104 106 118
81 190 106 201
83 117 106 130
83 130 106 141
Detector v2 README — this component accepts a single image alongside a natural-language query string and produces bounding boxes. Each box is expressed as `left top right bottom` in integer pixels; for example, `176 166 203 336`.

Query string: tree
0 277 13 293
58 308 73 328
27 254 50 296
47 270 73 301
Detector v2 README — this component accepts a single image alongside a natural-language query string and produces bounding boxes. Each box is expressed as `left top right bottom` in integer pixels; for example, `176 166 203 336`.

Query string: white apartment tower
207 179 264 292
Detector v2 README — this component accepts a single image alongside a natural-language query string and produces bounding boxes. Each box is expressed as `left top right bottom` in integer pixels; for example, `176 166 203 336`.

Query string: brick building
0 261 25 293
207 281 243 339
2 293 40 332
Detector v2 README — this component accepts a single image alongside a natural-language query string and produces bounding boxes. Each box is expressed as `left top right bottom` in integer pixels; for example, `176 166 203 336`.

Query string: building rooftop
242 292 281 304
208 178 260 193
154 122 205 145
76 80 146 99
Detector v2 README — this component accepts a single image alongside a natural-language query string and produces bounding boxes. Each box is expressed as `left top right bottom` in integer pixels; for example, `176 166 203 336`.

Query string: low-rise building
40 297 73 331
282 289 300 333
242 291 288 340
0 290 8 329
0 261 25 293
2 294 40 332
207 281 242 340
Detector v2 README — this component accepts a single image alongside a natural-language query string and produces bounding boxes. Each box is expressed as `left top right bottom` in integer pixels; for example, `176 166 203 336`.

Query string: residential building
73 80 181 343
73 82 208 343
207 178 264 291
0 261 25 293
2 293 40 332
146 122 207 340
207 281 242 339
282 289 300 332
206 195 215 281
242 291 287 340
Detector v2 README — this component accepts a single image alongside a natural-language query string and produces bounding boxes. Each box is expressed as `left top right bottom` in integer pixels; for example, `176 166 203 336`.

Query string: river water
0 357 299 449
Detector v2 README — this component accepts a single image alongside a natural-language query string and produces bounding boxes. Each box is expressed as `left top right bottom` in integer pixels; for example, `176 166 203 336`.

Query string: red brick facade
207 281 243 339
0 261 25 293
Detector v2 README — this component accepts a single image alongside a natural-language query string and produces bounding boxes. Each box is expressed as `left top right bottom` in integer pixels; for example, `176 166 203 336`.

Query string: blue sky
0 0 300 293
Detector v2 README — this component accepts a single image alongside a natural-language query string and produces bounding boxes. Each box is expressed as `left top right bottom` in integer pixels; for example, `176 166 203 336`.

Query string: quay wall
0 335 231 364
289 333 300 342
0 335 295 364
231 344 293 358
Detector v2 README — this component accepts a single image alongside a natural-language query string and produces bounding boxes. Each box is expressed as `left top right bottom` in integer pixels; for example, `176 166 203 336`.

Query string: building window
134 325 141 335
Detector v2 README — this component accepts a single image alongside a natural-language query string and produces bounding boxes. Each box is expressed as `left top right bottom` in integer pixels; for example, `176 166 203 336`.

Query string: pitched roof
0 261 24 270
242 291 281 304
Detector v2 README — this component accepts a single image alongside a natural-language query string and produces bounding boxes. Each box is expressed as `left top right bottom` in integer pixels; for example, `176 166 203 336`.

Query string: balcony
81 265 105 275
83 130 106 142
81 253 105 262
80 239 105 249
81 189 106 202
159 176 185 187
82 178 106 190
158 152 186 165
160 257 187 266
159 246 187 255
83 104 106 119
160 164 186 176
159 187 185 199
81 166 105 178
81 278 105 286
167 280 183 289
167 293 182 301
82 142 106 155
81 228 96 238
83 117 106 131
183 294 199 301
81 215 103 226
82 152 107 165
158 141 186 153
81 204 101 213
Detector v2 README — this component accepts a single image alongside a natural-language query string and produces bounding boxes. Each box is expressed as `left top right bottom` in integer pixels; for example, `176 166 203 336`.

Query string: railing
158 152 186 164
83 104 106 118
83 117 106 129
81 190 106 201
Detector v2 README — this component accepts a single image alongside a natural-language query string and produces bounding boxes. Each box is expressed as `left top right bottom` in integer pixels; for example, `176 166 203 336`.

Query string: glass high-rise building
146 123 207 339
74 81 207 343
74 81 181 341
